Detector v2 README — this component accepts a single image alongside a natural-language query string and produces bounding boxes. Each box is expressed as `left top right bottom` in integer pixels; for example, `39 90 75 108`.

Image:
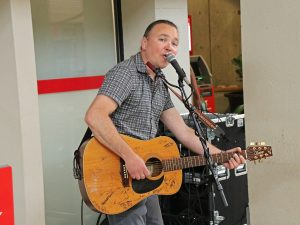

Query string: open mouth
164 53 173 58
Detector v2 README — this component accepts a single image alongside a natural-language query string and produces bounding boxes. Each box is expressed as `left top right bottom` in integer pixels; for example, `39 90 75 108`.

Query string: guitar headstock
246 142 273 162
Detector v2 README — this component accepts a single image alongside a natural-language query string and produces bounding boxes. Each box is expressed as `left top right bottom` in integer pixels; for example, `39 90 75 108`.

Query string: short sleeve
98 66 133 106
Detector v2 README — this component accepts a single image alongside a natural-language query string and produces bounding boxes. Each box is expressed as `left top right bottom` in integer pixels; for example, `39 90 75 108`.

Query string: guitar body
77 134 273 215
78 135 182 215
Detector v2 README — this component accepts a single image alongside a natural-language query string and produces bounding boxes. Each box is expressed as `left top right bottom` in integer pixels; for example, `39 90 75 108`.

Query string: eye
159 38 167 42
172 42 178 47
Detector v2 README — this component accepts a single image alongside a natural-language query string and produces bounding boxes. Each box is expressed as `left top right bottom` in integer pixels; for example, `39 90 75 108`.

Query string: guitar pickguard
132 176 164 194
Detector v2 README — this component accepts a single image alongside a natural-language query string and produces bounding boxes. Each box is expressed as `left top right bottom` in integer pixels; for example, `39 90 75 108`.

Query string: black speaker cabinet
209 114 249 225
161 113 249 225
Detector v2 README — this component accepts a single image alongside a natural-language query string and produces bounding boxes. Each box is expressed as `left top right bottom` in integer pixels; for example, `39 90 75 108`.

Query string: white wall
122 0 155 58
155 0 191 113
38 91 100 225
241 1 300 224
0 0 45 225
31 1 117 224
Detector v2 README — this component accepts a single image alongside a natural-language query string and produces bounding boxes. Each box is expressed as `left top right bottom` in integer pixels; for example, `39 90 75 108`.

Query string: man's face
141 23 179 69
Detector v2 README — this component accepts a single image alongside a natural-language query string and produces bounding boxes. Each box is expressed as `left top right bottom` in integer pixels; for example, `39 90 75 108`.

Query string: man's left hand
223 147 246 169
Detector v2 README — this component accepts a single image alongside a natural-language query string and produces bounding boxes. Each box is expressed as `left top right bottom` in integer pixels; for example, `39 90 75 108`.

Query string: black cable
96 213 102 225
81 199 84 225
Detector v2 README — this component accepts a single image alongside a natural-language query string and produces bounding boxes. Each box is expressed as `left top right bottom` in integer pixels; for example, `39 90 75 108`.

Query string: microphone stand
176 77 228 225
147 63 228 224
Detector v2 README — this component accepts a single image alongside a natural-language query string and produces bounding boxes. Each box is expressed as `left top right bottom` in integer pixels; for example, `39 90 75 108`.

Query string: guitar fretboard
162 150 247 172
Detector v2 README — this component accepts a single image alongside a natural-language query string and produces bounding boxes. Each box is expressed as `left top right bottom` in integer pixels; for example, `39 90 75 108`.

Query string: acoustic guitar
78 134 272 215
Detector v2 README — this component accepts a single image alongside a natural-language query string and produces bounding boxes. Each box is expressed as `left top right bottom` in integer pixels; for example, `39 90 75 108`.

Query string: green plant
232 54 243 80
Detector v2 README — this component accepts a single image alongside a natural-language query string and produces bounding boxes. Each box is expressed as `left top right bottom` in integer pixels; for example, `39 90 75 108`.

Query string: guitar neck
162 150 247 172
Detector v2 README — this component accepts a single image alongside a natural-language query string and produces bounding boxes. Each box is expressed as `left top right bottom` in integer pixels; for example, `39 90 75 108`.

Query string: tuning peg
250 141 268 146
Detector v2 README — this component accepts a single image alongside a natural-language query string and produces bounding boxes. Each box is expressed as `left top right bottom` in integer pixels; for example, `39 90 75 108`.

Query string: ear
141 37 147 51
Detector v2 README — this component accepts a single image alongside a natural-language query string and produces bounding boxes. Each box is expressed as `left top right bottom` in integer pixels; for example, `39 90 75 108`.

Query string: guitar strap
73 127 92 180
73 128 106 219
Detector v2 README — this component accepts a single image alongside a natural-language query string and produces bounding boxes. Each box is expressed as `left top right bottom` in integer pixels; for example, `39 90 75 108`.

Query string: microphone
166 53 191 86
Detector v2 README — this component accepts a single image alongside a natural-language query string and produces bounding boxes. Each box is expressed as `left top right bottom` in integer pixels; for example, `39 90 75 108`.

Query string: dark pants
107 195 164 225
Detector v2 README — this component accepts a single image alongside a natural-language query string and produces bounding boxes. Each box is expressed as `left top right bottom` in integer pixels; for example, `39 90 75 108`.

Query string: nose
165 42 177 55
166 41 173 50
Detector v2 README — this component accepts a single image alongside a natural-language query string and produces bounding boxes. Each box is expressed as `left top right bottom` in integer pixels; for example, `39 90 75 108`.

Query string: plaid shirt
98 52 174 140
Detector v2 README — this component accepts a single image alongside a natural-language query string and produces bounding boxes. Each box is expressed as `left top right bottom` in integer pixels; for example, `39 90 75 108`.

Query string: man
85 19 245 225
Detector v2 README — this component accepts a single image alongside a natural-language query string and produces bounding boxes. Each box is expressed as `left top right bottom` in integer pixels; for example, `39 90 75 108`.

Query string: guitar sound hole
146 158 162 177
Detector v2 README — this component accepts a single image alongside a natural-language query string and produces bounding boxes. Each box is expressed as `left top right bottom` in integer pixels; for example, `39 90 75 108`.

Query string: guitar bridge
120 159 129 187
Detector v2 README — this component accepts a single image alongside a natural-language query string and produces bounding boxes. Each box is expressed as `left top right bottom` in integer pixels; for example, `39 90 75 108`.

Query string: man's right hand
124 153 150 180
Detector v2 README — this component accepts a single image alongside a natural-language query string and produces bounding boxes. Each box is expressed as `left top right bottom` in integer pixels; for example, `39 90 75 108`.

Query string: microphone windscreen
165 53 175 63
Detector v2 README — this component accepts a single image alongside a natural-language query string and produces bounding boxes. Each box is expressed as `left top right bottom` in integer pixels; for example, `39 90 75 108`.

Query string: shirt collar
134 52 148 74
